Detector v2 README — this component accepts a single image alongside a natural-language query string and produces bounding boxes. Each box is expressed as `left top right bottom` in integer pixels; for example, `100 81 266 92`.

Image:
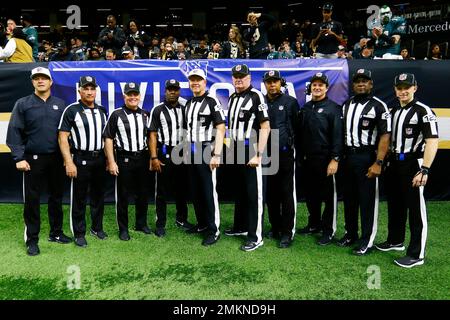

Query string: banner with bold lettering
49 59 349 115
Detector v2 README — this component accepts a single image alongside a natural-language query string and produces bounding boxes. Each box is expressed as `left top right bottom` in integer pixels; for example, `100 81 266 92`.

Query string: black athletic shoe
353 244 370 256
26 243 40 256
224 228 248 236
74 237 88 248
186 225 208 234
278 235 292 249
394 256 424 268
337 235 357 247
202 234 220 246
266 230 281 240
135 226 152 235
48 233 72 244
240 240 264 252
119 231 131 241
318 234 333 246
155 227 166 238
175 220 195 231
375 241 405 252
297 225 321 235
90 229 108 240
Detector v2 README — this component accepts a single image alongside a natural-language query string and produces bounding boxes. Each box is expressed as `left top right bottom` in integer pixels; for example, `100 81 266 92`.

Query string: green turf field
0 202 448 300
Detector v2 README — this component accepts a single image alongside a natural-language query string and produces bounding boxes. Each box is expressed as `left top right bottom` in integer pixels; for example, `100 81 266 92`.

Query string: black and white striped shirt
390 99 439 154
102 105 149 152
343 95 391 147
58 100 107 151
148 101 184 146
184 91 226 143
228 86 269 141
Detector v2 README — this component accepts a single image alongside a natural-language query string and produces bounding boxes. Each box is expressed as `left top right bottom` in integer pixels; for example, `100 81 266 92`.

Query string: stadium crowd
0 3 448 63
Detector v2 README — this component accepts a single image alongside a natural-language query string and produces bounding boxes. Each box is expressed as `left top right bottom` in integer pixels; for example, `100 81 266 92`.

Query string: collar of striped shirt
191 91 208 103
398 98 417 110
122 105 143 114
78 99 99 110
234 85 253 97
163 101 182 109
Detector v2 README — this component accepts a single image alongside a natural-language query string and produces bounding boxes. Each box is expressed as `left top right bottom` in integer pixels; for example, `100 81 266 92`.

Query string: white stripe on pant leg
368 177 379 248
291 149 297 239
154 173 158 224
69 178 74 236
115 176 119 229
418 159 428 259
332 175 337 237
255 165 264 243
212 168 220 237
23 172 27 243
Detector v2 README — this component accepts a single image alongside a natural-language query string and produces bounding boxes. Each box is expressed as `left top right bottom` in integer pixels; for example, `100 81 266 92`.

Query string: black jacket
266 93 300 150
243 14 275 58
6 94 66 162
126 31 151 59
297 97 343 159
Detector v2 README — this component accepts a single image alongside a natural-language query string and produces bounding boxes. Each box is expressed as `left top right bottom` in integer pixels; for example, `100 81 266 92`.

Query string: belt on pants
73 150 103 157
345 146 376 154
117 149 147 157
391 152 422 161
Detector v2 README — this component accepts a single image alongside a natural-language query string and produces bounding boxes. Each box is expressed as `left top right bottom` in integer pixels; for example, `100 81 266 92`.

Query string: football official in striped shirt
225 64 271 252
375 73 439 268
340 69 391 256
149 79 194 237
184 69 226 246
58 76 108 248
103 82 152 241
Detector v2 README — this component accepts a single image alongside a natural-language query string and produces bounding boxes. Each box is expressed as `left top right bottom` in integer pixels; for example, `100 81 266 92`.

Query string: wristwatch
375 159 384 166
332 156 340 162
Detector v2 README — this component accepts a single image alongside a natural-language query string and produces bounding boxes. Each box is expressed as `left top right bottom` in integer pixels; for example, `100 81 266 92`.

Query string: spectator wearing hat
20 13 39 60
339 69 391 255
7 67 71 256
337 45 350 59
376 73 439 268
98 15 126 56
149 79 194 237
58 76 108 248
0 28 34 63
103 82 152 241
125 19 151 59
50 41 77 61
39 40 54 62
311 3 344 59
297 72 343 245
120 45 135 60
263 70 300 248
224 64 271 252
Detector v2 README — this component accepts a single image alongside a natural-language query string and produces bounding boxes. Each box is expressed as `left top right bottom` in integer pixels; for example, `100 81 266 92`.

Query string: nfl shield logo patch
406 127 413 135
236 65 242 71
362 120 369 126
399 74 407 81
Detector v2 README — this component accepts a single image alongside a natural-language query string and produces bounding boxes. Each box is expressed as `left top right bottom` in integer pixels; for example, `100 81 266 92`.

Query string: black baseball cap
310 72 329 86
20 13 32 23
232 64 250 77
79 76 97 88
352 69 372 81
124 82 140 94
323 2 333 11
263 70 282 82
165 79 180 89
121 45 132 55
394 73 417 87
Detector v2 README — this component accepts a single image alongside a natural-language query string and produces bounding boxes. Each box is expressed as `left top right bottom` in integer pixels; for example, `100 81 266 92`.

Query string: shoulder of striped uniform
416 101 436 115
206 94 222 107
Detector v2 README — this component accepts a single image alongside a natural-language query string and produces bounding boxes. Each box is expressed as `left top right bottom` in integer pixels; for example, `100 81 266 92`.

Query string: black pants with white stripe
267 149 297 239
23 153 65 245
342 150 379 247
155 146 188 228
303 155 337 237
229 144 265 243
71 152 105 238
116 152 150 232
187 143 220 236
385 157 427 259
